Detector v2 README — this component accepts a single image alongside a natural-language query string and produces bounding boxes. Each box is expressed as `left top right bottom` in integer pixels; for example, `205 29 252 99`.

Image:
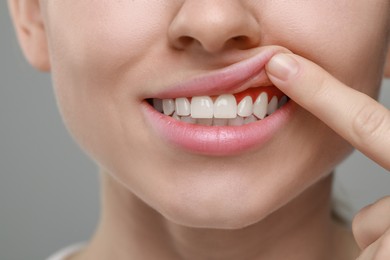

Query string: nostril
168 0 262 54
175 36 194 49
175 35 255 52
232 36 246 41
229 35 257 50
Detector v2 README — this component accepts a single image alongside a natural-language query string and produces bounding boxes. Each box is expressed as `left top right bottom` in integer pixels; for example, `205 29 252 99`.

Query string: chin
152 176 281 230
143 151 344 230
161 201 269 230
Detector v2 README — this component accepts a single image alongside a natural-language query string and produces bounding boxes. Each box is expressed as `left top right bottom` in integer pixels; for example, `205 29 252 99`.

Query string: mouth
146 86 289 126
141 46 295 156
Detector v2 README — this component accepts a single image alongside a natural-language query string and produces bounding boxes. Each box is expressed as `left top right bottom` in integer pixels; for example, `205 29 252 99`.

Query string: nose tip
168 1 261 54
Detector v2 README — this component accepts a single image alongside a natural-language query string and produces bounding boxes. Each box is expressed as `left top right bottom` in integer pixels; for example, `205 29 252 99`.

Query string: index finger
265 53 390 171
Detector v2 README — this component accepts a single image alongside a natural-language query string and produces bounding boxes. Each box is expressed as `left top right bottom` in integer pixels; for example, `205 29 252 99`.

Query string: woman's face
39 1 389 228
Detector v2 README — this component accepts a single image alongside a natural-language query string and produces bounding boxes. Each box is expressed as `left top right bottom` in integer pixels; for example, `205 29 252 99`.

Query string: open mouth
146 86 289 127
141 46 294 156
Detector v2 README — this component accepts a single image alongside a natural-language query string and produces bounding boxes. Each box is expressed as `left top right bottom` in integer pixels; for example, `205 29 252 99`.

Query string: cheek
46 1 170 77
44 2 172 163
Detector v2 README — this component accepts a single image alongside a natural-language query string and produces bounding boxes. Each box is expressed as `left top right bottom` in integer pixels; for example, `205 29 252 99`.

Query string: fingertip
266 53 300 82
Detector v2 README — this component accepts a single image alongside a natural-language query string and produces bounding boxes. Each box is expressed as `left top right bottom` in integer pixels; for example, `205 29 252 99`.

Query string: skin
8 0 390 259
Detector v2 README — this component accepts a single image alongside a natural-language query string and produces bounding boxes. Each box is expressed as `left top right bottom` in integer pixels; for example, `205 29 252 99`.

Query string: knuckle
352 102 389 146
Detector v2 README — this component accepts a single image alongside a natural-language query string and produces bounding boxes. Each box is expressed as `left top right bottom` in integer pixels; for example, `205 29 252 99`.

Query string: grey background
1 2 390 260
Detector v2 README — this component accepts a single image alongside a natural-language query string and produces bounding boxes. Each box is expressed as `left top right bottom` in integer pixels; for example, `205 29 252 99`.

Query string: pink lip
153 46 286 99
142 101 295 156
141 46 295 156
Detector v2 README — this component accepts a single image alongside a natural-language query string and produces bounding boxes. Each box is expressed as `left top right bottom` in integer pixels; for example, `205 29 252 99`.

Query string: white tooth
175 97 191 116
181 116 196 124
228 116 244 126
213 118 228 126
244 115 257 125
163 99 175 115
197 118 213 126
267 96 278 115
172 112 180 120
214 94 237 119
191 96 213 119
278 96 288 108
253 92 268 119
153 99 163 113
237 96 253 117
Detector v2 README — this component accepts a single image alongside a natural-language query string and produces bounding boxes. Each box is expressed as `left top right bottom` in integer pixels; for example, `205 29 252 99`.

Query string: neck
81 172 339 260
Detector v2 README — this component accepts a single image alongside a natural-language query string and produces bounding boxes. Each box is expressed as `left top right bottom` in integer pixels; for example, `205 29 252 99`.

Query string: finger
353 196 390 250
357 228 390 260
357 239 379 260
265 53 390 170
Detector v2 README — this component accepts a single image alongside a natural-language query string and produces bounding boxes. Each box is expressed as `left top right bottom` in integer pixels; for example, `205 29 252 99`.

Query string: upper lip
150 45 289 99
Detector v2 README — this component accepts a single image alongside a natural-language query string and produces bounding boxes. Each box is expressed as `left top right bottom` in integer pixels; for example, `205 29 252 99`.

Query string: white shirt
46 244 85 260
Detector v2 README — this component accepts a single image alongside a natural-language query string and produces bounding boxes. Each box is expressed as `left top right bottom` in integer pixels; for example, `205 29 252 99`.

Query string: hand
265 53 390 259
265 53 390 171
352 196 390 259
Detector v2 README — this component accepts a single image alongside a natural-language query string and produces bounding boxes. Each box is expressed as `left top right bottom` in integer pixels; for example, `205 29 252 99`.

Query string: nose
168 1 261 54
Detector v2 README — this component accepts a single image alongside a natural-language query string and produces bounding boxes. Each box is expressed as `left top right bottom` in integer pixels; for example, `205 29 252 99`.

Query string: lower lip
141 100 296 156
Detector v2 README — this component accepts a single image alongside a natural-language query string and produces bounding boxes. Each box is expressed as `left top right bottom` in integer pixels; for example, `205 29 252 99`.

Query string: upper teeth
237 96 253 117
191 96 213 118
154 92 288 124
253 92 268 119
214 94 237 119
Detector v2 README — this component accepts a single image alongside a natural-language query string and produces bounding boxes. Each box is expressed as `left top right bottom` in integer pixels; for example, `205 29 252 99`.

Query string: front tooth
213 118 228 126
175 97 191 116
163 99 175 115
228 116 244 126
214 94 237 119
191 96 213 119
267 96 278 115
253 92 268 119
237 96 253 117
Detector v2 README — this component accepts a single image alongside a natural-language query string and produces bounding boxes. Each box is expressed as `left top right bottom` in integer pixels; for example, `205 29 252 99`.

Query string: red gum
233 86 285 103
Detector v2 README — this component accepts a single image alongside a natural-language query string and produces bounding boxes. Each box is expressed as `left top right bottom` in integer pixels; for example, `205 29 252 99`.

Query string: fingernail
267 54 299 81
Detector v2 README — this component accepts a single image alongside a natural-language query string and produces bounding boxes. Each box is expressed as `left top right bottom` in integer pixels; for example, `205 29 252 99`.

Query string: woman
8 0 390 259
